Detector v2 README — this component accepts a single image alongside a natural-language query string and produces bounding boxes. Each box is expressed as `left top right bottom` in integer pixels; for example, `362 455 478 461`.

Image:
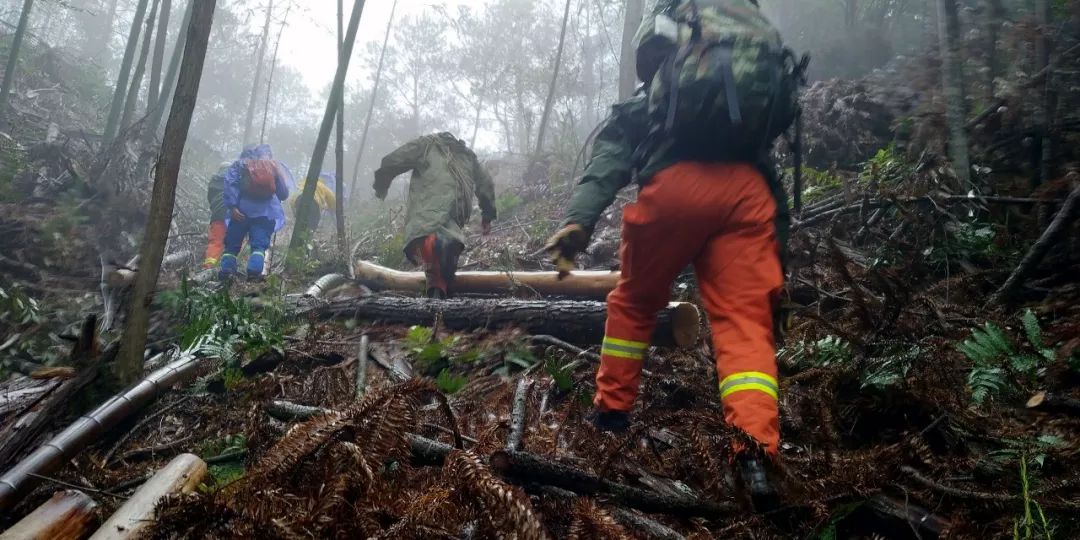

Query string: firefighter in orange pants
545 95 790 510
202 163 231 268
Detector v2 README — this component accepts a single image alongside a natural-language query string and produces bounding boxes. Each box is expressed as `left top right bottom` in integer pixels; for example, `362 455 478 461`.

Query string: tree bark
119 0 160 132
0 0 35 127
287 0 369 268
1034 0 1053 185
533 0 573 160
147 0 193 137
1026 391 1080 416
241 0 273 146
346 0 396 209
306 297 701 349
353 260 619 299
0 490 98 540
334 0 347 266
936 0 971 185
89 454 207 540
103 0 151 143
258 3 291 143
147 0 172 114
115 0 217 386
983 0 1003 104
618 0 643 100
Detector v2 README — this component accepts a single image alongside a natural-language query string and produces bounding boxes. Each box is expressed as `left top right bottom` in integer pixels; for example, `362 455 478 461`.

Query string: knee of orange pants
722 390 780 455
593 286 666 412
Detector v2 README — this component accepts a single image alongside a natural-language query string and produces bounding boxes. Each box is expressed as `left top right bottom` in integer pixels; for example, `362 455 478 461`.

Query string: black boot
425 286 447 299
589 409 631 434
735 453 779 512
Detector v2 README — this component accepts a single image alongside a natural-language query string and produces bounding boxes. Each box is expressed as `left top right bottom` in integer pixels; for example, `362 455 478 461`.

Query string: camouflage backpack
634 0 804 157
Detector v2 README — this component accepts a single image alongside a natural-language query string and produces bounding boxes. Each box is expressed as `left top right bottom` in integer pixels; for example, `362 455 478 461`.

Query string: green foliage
159 279 284 382
198 434 247 493
780 335 852 369
435 368 468 394
1013 454 1055 540
788 166 841 204
0 135 26 202
0 285 41 326
547 359 575 393
496 192 524 216
861 344 921 391
989 435 1067 471
957 312 1054 406
927 221 1016 270
378 233 407 268
860 143 913 185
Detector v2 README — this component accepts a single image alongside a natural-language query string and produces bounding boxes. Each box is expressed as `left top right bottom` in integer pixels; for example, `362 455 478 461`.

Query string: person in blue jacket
220 144 293 281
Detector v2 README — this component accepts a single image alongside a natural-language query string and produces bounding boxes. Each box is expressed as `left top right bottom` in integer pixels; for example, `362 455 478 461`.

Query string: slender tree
120 0 161 131
936 0 970 185
347 0 396 209
983 0 1004 104
147 0 172 113
334 0 348 264
242 0 274 145
104 0 152 143
259 3 291 143
1034 0 1053 185
147 0 194 136
618 0 643 100
116 0 218 386
533 0 573 160
287 0 368 268
0 0 34 126
94 0 120 66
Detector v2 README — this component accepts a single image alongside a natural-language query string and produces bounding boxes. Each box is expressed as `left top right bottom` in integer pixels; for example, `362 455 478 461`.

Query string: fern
435 369 468 394
957 322 1013 366
968 367 1007 406
1021 309 1056 362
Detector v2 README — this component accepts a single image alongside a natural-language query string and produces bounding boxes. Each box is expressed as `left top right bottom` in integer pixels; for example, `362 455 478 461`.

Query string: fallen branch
507 378 532 452
988 184 1080 306
89 453 207 540
102 394 195 466
529 334 601 363
306 297 701 349
539 485 686 540
0 489 98 540
901 465 1016 501
355 335 369 398
355 260 618 299
116 434 195 462
1026 391 1080 416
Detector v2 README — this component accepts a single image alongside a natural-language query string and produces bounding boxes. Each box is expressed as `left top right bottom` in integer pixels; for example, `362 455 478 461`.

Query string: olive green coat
374 133 496 259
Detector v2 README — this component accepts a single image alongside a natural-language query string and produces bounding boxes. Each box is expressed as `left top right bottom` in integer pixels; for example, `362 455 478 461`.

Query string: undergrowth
957 310 1055 406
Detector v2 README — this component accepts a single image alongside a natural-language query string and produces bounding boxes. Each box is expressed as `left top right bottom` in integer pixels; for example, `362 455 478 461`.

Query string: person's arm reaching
273 161 291 201
224 162 243 219
373 137 427 199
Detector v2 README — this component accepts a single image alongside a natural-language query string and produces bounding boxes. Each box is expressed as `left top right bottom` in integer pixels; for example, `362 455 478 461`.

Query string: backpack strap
714 39 742 126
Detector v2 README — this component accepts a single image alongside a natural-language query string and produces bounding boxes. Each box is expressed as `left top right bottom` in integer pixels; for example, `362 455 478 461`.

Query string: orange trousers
595 162 784 453
202 220 226 268
411 233 448 295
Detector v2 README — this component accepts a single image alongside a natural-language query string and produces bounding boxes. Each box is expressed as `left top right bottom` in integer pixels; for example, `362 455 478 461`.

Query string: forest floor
2 37 1080 540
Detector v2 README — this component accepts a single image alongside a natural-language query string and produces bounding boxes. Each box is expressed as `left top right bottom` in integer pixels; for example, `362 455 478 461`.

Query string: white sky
274 0 477 98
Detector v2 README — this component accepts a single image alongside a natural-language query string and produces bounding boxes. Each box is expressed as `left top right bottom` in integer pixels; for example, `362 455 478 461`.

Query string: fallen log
1026 391 1080 416
308 297 701 349
354 260 619 299
89 453 207 540
0 352 202 512
0 490 98 540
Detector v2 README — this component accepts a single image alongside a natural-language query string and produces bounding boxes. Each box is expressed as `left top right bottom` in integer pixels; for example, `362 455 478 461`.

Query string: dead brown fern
565 499 632 540
447 449 549 540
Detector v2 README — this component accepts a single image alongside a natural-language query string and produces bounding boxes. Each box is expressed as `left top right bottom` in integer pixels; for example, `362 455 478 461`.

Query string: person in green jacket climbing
373 132 497 298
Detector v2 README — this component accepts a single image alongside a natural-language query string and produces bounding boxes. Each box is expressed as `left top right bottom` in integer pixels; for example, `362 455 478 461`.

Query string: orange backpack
241 158 278 199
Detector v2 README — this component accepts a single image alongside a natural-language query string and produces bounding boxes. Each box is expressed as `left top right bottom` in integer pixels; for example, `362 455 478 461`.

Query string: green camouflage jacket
374 133 497 254
207 170 227 222
564 94 790 250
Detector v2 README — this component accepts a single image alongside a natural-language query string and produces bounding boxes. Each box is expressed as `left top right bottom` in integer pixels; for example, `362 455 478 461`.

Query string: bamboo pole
89 454 206 539
354 260 619 299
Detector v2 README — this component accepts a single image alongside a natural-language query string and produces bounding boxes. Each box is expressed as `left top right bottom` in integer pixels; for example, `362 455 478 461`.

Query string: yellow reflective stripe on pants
601 336 648 360
719 371 779 400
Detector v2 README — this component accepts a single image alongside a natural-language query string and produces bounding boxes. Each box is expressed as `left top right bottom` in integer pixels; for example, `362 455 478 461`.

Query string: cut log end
89 453 207 540
669 302 700 349
0 490 98 540
1027 391 1047 409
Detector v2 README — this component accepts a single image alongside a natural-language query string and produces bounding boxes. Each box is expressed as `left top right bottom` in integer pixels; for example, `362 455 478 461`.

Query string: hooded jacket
224 144 294 232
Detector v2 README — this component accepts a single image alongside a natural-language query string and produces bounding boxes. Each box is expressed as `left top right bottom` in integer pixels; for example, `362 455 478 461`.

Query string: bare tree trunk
104 0 151 143
334 0 347 265
258 4 290 143
533 0 573 160
936 0 971 185
147 0 171 114
347 0 396 209
94 0 120 65
618 0 643 100
241 0 273 146
115 0 217 386
147 0 193 136
1034 0 1053 185
0 0 34 127
287 0 368 268
119 0 160 132
983 0 1003 104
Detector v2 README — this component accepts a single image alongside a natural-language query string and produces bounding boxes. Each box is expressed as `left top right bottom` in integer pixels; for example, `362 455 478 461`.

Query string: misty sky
275 0 481 98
